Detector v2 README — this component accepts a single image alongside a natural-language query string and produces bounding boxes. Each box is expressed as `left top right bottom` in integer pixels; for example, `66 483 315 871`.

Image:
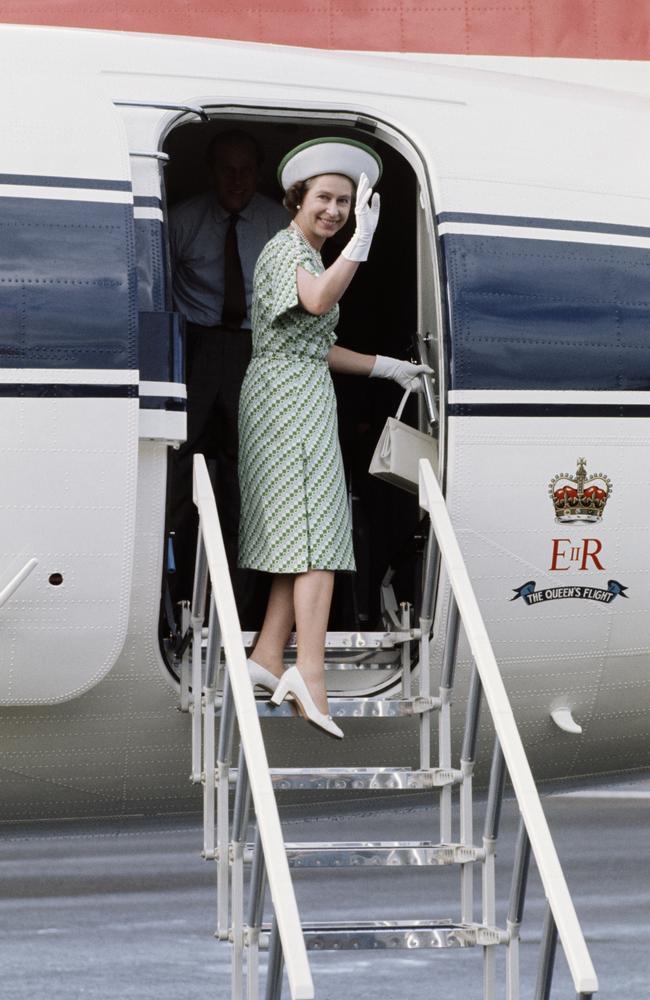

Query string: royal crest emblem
548 457 612 523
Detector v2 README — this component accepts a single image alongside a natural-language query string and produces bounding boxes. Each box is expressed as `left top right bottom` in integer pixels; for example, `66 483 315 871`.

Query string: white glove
370 355 433 393
341 172 380 262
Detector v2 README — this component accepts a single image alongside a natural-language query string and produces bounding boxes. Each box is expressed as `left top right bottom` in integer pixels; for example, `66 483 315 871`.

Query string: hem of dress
239 562 356 574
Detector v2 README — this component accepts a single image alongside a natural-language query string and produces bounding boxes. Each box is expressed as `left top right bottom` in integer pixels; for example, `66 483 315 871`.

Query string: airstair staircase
179 453 598 1000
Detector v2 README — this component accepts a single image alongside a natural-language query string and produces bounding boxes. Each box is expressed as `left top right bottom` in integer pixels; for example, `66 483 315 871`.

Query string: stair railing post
534 906 559 1000
179 601 191 711
247 828 268 1000
460 664 482 923
482 738 506 1000
400 602 412 700
205 592 223 692
216 667 236 939
418 521 439 769
420 516 439 625
190 535 209 782
232 745 252 1000
203 596 222 860
506 818 531 1000
418 619 432 771
264 917 285 1000
439 593 460 843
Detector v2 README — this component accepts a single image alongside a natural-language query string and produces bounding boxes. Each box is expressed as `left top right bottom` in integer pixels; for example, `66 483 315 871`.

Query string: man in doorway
168 129 288 618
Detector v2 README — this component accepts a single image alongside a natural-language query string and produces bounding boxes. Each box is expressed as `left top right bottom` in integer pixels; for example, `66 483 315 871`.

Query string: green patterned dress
238 227 355 573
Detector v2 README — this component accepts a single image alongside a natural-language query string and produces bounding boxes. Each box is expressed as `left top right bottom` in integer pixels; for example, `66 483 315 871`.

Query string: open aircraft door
0 70 139 704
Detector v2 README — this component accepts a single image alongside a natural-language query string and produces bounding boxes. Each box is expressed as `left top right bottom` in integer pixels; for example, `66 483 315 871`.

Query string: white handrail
418 459 598 995
0 558 38 610
193 455 314 1000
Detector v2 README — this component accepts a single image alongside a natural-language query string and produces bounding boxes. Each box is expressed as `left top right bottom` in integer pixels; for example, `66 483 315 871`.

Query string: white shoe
247 658 280 695
270 666 344 739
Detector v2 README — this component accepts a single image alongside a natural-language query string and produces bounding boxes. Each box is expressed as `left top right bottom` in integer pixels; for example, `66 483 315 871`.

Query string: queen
237 137 431 738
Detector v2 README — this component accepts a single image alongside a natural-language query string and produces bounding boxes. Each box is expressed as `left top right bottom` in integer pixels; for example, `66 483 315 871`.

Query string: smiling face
293 174 353 249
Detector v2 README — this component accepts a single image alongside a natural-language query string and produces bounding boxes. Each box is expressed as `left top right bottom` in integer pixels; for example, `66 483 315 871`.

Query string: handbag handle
380 387 412 459
395 386 412 422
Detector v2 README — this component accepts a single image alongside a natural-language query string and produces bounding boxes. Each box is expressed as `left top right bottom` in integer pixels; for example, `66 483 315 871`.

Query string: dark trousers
168 323 266 625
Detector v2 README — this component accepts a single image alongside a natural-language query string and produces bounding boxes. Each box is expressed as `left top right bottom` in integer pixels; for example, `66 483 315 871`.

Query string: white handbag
368 387 438 494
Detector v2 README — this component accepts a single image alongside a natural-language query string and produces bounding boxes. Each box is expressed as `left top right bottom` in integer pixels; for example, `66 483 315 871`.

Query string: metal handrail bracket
193 454 314 1000
417 459 598 996
114 99 209 122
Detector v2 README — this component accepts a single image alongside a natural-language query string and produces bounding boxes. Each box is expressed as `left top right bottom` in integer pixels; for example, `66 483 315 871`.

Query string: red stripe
1 0 649 58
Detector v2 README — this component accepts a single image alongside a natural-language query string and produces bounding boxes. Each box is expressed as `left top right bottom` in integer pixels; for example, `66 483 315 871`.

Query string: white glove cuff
370 355 393 379
341 232 372 263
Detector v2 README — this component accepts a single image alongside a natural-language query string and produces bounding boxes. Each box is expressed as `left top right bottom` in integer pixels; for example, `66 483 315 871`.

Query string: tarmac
1 781 649 999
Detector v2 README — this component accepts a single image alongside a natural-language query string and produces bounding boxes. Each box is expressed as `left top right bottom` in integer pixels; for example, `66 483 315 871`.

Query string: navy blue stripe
135 225 167 313
437 211 650 240
139 393 186 408
0 174 131 192
134 195 162 209
138 312 184 382
0 197 137 371
0 384 137 398
442 233 650 392
449 403 650 418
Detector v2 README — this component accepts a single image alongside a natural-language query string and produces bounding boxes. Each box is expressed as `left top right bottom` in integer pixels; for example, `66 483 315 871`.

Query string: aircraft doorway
160 113 439 674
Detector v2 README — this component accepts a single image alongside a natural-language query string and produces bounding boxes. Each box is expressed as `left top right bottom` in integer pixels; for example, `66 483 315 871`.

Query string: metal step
203 630 416 668
253 696 439 718
226 766 461 790
243 629 417 654
253 920 510 951
243 840 486 867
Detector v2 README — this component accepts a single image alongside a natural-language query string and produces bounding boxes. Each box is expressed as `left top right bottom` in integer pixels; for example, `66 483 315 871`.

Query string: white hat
278 137 383 191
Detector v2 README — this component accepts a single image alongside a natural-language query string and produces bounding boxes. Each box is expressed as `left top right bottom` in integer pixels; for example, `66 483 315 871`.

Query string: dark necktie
222 214 247 329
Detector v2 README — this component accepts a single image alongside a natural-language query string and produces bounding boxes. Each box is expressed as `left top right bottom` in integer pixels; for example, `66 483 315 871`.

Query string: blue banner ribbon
511 580 628 605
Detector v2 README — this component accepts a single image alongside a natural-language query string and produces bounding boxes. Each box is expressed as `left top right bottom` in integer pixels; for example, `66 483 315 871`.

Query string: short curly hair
283 179 310 216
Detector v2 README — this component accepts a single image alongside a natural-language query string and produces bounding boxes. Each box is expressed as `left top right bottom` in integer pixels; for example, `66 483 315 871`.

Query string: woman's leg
250 574 295 678
294 569 335 714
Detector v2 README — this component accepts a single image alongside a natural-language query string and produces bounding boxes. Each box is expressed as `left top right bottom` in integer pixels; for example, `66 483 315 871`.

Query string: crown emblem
548 458 612 523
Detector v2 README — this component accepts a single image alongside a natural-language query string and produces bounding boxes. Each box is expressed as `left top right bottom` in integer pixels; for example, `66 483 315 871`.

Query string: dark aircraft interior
161 116 429 642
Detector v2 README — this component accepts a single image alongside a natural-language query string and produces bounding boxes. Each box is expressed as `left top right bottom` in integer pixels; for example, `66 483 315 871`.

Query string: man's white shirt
169 190 289 328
